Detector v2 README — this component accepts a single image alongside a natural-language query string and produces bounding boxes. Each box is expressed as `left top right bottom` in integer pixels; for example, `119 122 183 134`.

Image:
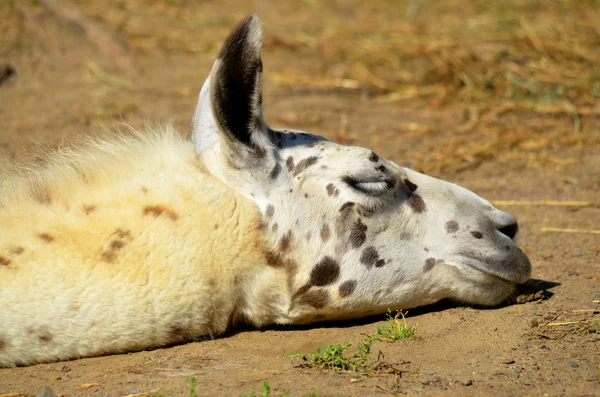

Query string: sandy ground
0 0 598 396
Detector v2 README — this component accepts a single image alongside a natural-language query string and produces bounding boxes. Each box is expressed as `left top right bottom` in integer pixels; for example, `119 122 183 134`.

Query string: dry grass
9 0 600 174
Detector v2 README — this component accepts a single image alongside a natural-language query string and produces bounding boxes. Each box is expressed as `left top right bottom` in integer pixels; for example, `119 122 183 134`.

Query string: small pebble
572 251 583 257
501 358 516 364
420 376 440 385
458 378 473 386
570 362 579 368
528 319 539 328
424 370 434 375
509 365 522 373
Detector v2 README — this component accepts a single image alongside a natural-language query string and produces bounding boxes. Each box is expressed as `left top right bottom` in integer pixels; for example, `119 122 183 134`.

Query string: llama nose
493 210 519 241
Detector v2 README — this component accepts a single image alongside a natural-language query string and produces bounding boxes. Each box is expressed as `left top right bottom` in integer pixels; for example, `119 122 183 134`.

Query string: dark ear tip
218 15 264 60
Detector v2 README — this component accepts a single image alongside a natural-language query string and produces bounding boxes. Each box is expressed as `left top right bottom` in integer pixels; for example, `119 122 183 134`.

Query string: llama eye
342 176 394 196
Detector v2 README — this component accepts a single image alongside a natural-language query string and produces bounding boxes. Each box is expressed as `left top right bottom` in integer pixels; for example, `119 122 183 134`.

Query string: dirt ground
1 0 599 396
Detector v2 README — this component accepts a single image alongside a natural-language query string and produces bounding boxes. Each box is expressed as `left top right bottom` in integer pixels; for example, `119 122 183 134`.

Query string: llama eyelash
342 175 394 197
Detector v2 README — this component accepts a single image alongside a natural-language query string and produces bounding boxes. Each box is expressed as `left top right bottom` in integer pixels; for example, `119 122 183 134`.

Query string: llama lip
459 248 531 284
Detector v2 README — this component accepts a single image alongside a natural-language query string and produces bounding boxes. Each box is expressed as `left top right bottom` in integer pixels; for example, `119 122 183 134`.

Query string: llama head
193 16 531 321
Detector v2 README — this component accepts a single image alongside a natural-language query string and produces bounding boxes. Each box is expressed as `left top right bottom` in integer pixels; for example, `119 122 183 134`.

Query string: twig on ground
543 320 596 326
492 200 592 207
541 228 600 235
121 389 161 397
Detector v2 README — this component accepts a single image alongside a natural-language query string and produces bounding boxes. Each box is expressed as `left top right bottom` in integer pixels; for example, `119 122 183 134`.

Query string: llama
0 15 530 367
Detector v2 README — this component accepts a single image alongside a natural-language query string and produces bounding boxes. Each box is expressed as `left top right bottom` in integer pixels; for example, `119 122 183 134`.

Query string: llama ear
193 15 273 156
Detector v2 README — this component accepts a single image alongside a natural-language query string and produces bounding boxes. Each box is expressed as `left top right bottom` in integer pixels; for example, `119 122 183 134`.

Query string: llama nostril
498 222 518 240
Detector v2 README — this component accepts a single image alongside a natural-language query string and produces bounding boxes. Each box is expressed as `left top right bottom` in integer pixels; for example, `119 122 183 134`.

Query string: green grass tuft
189 376 199 397
287 311 416 374
378 311 418 341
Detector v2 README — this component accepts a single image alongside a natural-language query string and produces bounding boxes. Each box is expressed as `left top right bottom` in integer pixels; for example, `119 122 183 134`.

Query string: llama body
0 130 276 366
0 16 531 367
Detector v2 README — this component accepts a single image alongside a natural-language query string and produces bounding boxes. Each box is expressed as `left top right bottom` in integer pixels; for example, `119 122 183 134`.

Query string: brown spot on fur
82 204 97 215
298 289 329 309
336 202 356 237
285 259 298 291
294 283 311 298
293 156 318 176
286 156 295 172
10 246 24 255
339 202 355 214
208 278 216 287
38 329 53 343
0 337 5 350
339 280 357 297
30 183 52 205
375 259 386 268
168 325 186 340
408 193 426 213
38 233 54 243
326 183 336 196
445 220 459 234
368 151 379 162
143 205 179 221
360 246 379 268
270 163 282 180
471 231 484 239
110 240 124 250
404 179 418 192
141 186 149 193
279 230 293 252
0 256 10 266
266 204 275 217
310 257 340 286
100 229 133 263
320 223 331 242
100 251 117 263
349 219 368 248
265 250 283 268
113 229 131 239
265 249 297 291
69 304 80 311
272 223 279 232
424 258 437 272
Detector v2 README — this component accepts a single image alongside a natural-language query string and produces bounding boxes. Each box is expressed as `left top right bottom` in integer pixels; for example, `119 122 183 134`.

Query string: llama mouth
460 249 531 284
